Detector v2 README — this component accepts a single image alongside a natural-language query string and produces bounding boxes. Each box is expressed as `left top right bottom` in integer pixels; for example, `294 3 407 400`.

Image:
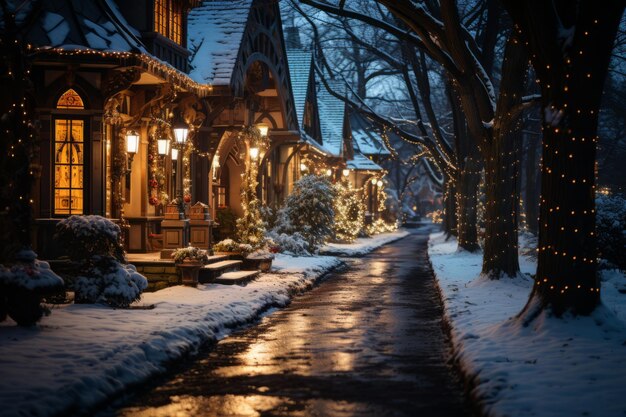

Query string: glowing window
56 89 84 109
154 0 183 45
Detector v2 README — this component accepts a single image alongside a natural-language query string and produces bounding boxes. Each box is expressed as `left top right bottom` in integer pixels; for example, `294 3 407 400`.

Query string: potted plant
212 239 253 260
243 248 276 272
172 246 208 287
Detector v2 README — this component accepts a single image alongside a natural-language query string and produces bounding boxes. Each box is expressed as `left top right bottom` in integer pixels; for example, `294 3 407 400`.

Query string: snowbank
428 231 626 417
319 229 409 256
0 230 404 417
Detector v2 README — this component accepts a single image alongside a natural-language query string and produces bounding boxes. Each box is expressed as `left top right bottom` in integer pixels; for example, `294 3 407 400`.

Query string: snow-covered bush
54 216 147 307
596 194 626 269
273 175 336 252
55 215 125 263
74 257 147 307
0 249 64 326
266 231 310 256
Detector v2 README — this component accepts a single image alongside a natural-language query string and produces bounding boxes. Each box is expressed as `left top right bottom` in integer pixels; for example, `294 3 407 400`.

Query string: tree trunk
455 156 481 252
442 177 457 237
503 0 624 316
524 131 540 234
481 34 527 278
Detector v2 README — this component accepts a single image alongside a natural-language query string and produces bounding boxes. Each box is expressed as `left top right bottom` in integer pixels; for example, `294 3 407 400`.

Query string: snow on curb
428 231 626 417
319 229 410 256
0 231 403 417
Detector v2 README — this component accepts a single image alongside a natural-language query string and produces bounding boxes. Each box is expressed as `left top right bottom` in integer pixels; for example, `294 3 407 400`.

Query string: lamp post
173 122 188 213
157 138 170 156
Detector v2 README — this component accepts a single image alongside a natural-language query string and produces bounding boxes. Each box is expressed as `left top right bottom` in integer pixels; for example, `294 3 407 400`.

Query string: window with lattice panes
54 89 85 215
154 0 183 45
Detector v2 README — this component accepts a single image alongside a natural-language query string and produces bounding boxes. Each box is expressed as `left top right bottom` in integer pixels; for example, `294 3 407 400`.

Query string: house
2 0 392 262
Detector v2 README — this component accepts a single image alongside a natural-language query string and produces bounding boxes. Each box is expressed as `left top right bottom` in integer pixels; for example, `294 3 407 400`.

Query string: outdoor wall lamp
249 146 260 160
126 131 139 169
342 168 350 177
157 138 170 156
256 123 269 137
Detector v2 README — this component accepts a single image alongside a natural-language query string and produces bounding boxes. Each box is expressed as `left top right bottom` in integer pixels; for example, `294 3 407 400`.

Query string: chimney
285 26 302 49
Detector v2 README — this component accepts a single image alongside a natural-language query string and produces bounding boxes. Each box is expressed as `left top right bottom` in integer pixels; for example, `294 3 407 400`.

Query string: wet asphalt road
107 228 471 417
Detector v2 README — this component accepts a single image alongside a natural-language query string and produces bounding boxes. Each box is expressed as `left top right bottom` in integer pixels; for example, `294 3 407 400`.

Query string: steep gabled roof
286 49 312 128
3 0 146 53
188 0 253 86
347 152 383 171
317 80 346 157
350 110 391 156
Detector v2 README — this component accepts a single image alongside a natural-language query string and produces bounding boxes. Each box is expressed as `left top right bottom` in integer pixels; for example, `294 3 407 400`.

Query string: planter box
176 260 203 287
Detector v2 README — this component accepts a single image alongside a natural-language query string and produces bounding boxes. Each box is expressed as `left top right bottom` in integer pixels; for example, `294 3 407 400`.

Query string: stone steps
214 270 260 286
199 260 243 283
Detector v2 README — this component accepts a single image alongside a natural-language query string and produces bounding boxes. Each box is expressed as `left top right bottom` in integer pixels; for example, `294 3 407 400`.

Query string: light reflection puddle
119 394 288 417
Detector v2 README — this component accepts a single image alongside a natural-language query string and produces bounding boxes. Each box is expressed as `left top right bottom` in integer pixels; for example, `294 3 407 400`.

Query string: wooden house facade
3 0 391 258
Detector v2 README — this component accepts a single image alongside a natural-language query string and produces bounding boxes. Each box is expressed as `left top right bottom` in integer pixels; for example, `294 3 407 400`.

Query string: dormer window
155 0 183 45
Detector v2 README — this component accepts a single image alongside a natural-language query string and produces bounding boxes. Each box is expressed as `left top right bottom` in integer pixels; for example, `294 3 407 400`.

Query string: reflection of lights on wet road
119 395 287 417
112 231 470 417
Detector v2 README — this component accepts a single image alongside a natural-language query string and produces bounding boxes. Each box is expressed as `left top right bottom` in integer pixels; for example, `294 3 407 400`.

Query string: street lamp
172 122 189 212
126 131 139 169
171 148 178 160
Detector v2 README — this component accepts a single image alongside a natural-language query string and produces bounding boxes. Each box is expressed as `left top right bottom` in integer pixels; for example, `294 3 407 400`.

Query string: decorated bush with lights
596 193 626 269
273 174 336 251
55 215 147 307
333 180 365 243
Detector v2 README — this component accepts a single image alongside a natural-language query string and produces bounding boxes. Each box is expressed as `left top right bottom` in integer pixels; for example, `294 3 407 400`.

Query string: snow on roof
347 152 383 171
286 49 312 128
350 111 391 156
188 0 253 85
317 80 346 157
5 0 146 53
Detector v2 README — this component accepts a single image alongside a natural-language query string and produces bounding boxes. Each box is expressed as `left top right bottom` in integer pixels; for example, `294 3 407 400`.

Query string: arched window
54 89 85 215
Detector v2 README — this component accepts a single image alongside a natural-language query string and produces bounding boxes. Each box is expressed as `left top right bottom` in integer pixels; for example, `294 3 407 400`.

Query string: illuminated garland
31 47 213 97
333 179 365 243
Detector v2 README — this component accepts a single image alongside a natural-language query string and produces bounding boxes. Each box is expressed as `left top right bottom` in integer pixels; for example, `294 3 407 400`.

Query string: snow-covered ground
0 231 407 417
320 229 409 256
429 231 626 417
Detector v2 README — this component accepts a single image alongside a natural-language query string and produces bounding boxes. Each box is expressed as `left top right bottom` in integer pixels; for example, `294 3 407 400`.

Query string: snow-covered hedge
272 175 336 252
596 194 626 269
55 216 147 307
266 231 310 256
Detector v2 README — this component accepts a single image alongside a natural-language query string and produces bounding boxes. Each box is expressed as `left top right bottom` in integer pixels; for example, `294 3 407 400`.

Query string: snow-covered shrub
55 215 125 263
273 175 336 252
596 194 626 269
74 257 147 307
54 216 147 307
266 231 310 256
0 250 64 326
